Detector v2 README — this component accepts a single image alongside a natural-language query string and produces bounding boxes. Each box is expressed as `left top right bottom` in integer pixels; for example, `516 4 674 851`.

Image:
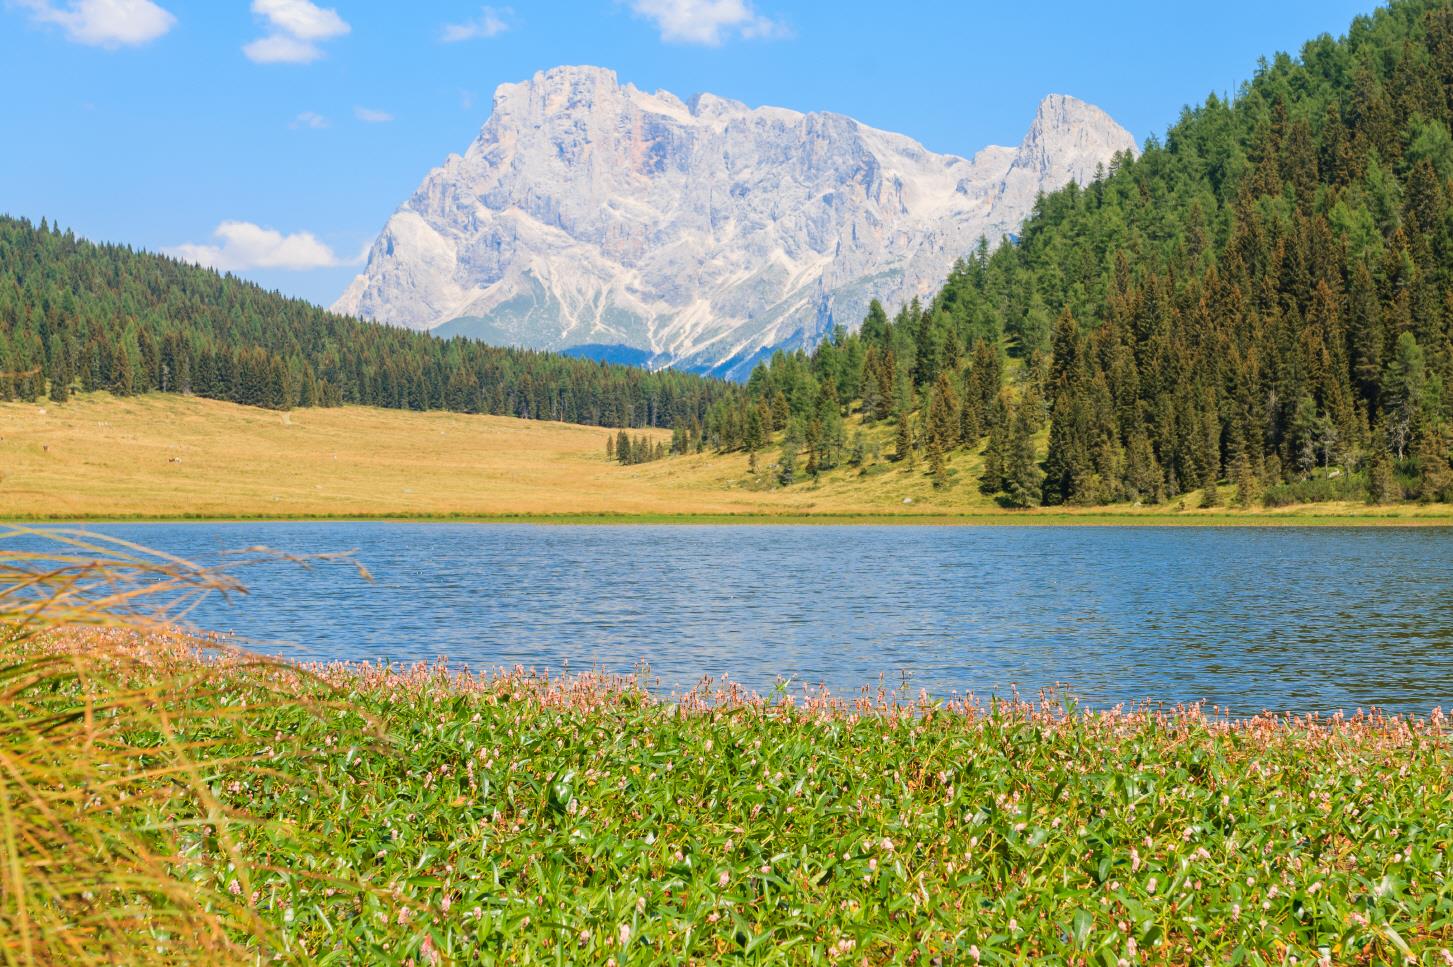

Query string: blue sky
2 0 1376 306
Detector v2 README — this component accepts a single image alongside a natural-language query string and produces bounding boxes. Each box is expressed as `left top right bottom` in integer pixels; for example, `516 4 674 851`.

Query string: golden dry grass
2 393 1452 523
0 528 296 965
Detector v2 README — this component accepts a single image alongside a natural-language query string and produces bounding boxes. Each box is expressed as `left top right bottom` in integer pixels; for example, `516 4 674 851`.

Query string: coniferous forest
706 0 1453 506
0 215 737 429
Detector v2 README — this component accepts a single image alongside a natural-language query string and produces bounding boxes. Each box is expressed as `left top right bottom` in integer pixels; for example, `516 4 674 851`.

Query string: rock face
334 66 1137 378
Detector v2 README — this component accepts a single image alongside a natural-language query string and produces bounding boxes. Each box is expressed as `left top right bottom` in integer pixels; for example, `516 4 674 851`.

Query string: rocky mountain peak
334 69 1137 378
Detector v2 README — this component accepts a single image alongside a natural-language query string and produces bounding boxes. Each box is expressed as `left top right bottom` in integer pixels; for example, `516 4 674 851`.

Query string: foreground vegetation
4 393 1453 522
13 630 1453 964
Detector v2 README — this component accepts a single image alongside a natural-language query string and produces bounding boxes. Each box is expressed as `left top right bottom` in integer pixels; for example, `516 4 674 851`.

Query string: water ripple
89 523 1453 716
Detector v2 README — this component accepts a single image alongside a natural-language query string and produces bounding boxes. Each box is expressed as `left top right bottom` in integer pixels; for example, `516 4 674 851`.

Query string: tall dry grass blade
0 525 347 966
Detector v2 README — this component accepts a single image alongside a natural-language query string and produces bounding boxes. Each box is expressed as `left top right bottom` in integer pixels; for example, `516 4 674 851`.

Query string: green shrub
1261 472 1368 507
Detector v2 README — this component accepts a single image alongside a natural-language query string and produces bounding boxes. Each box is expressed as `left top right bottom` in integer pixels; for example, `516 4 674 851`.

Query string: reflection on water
90 523 1453 716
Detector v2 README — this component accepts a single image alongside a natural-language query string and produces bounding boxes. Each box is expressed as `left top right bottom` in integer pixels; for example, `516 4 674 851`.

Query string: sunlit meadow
51 640 1453 964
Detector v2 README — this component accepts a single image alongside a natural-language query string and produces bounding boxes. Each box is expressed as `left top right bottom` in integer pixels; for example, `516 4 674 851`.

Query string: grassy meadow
2 393 1452 524
12 629 1453 965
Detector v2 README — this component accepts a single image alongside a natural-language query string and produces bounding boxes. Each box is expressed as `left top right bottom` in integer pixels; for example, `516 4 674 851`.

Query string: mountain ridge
333 67 1137 377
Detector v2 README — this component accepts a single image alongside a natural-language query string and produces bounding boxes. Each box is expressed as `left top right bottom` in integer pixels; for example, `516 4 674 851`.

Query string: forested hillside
709 0 1453 507
0 216 736 429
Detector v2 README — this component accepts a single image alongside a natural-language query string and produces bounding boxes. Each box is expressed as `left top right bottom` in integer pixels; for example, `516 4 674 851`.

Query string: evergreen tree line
707 0 1453 506
0 215 739 429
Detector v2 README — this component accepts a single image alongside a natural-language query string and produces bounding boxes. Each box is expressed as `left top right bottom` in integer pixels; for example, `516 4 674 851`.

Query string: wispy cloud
16 0 175 48
243 0 349 64
627 0 787 46
243 33 320 63
353 106 393 123
441 5 510 43
290 111 328 129
167 221 359 272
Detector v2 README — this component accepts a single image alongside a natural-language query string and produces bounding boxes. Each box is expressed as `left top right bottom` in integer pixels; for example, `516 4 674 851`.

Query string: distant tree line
703 0 1453 507
0 215 739 429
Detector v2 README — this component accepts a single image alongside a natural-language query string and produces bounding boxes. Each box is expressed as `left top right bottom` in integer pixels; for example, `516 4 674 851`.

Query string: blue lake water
81 523 1453 716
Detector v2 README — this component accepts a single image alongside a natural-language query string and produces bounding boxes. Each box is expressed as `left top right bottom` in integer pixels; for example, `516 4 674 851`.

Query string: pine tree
1125 433 1162 503
979 396 1011 495
744 404 766 453
1367 446 1398 504
894 409 914 465
928 439 949 490
777 429 800 486
926 371 960 454
1413 423 1453 502
1000 403 1043 509
1232 452 1258 508
1383 332 1428 460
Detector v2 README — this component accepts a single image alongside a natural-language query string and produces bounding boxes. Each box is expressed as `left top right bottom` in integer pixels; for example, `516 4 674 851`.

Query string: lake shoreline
26 520 1452 714
7 510 1453 527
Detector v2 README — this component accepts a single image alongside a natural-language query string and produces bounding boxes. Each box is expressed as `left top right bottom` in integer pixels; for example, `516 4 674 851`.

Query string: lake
80 523 1453 716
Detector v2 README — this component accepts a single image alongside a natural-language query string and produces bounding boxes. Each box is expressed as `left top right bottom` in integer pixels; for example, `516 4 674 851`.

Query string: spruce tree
778 432 800 486
1232 452 1258 508
894 409 914 465
979 398 1011 496
928 439 949 490
1000 403 1043 509
1367 447 1397 504
927 371 960 451
1413 423 1453 502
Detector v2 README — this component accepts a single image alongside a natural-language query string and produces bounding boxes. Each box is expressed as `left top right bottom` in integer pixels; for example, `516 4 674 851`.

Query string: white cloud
627 0 786 46
244 0 348 64
243 32 320 63
16 0 175 48
251 0 346 40
441 5 509 43
290 111 328 129
353 106 393 123
167 221 357 272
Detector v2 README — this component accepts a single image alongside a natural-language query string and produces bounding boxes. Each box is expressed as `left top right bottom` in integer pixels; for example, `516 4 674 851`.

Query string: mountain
0 215 736 427
333 67 1137 378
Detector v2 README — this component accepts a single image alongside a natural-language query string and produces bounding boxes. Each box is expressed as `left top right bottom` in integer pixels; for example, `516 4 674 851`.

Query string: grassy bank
20 633 1452 964
4 394 1452 524
9 512 1453 527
